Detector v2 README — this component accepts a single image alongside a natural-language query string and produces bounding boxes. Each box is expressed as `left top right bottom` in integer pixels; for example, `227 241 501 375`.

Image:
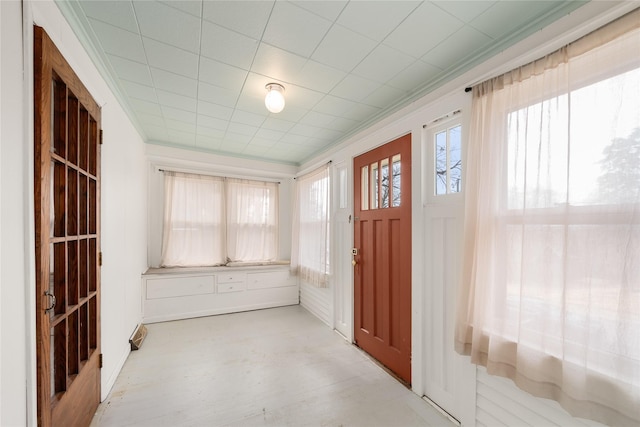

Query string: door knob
352 259 357 266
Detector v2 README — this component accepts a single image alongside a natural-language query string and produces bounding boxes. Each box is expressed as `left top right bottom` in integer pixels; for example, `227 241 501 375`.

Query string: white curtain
161 172 226 267
291 164 330 287
456 9 640 426
226 178 279 263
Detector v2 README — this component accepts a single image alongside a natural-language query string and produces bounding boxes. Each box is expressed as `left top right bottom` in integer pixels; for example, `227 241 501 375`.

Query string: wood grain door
353 134 412 384
34 26 102 427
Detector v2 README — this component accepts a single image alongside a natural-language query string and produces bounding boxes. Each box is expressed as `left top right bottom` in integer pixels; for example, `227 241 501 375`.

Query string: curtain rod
294 160 332 180
157 168 281 184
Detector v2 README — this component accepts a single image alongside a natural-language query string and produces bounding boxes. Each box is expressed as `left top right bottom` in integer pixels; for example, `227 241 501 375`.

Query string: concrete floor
91 305 454 426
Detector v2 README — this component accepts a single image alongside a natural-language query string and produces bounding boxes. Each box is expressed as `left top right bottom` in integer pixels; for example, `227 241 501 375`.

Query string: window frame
424 110 467 205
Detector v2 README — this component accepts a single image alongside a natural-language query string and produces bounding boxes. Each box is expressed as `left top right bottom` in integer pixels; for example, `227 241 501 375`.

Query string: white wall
0 0 148 424
1 1 29 425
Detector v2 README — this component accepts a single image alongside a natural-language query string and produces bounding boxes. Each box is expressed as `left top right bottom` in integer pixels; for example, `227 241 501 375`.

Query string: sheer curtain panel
161 172 226 267
456 9 640 426
291 165 330 287
226 178 279 263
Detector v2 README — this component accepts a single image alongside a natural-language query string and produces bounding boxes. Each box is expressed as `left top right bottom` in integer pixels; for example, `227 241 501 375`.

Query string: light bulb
265 83 285 113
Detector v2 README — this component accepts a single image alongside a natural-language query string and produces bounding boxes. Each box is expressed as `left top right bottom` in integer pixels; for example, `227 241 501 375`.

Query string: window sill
143 261 290 276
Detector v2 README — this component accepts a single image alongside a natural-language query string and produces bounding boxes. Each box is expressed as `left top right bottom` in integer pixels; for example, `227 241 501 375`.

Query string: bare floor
91 305 453 427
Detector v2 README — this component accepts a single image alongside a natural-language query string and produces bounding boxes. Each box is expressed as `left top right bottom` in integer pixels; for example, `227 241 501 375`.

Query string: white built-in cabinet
142 266 298 323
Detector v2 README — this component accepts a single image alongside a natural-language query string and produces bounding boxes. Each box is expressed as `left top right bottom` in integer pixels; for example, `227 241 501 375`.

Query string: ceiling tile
197 127 225 140
195 134 223 150
289 123 326 138
253 128 285 141
433 1 496 23
279 85 325 111
299 110 339 128
129 98 163 116
291 1 348 21
341 102 381 122
108 54 152 85
197 100 233 121
331 116 361 132
262 2 332 57
290 60 346 93
200 21 259 70
471 1 561 39
160 1 203 18
166 129 196 146
235 94 271 117
313 95 360 117
330 74 379 102
311 25 378 73
161 105 197 124
224 132 252 145
165 119 196 134
143 38 199 78
387 60 442 92
423 26 493 70
384 2 463 58
120 80 157 103
198 82 240 108
133 1 201 53
262 117 296 133
150 68 198 98
352 44 414 84
198 57 248 90
157 90 197 113
197 115 228 132
337 1 420 42
230 110 266 128
88 19 145 63
79 1 139 33
267 104 309 123
227 122 258 137
252 44 307 83
202 1 273 40
362 85 407 109
136 112 165 127
145 128 169 141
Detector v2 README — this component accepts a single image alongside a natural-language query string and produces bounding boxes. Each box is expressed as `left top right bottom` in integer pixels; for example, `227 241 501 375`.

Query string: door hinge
99 129 104 145
99 252 103 266
99 353 103 369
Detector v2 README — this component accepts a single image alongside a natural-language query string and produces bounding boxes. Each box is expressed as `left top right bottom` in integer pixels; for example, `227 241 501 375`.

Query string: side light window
434 124 462 195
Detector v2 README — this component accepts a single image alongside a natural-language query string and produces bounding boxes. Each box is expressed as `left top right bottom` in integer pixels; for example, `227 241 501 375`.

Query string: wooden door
34 26 102 427
353 134 412 384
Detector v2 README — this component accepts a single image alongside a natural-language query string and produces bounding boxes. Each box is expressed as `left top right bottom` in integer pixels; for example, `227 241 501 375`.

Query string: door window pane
371 162 379 209
381 158 389 208
392 154 401 207
361 165 369 211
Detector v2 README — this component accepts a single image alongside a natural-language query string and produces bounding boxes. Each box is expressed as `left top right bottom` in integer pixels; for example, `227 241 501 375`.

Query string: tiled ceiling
57 0 587 165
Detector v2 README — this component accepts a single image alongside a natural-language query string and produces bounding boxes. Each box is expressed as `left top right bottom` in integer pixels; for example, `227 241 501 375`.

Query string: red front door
353 134 412 383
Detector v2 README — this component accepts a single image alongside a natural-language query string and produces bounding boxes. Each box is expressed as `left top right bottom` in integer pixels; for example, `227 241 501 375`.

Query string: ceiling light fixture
265 83 285 113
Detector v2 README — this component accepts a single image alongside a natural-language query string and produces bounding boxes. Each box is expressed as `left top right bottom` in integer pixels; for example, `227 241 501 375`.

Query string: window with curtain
161 172 279 267
291 165 330 287
455 9 639 427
